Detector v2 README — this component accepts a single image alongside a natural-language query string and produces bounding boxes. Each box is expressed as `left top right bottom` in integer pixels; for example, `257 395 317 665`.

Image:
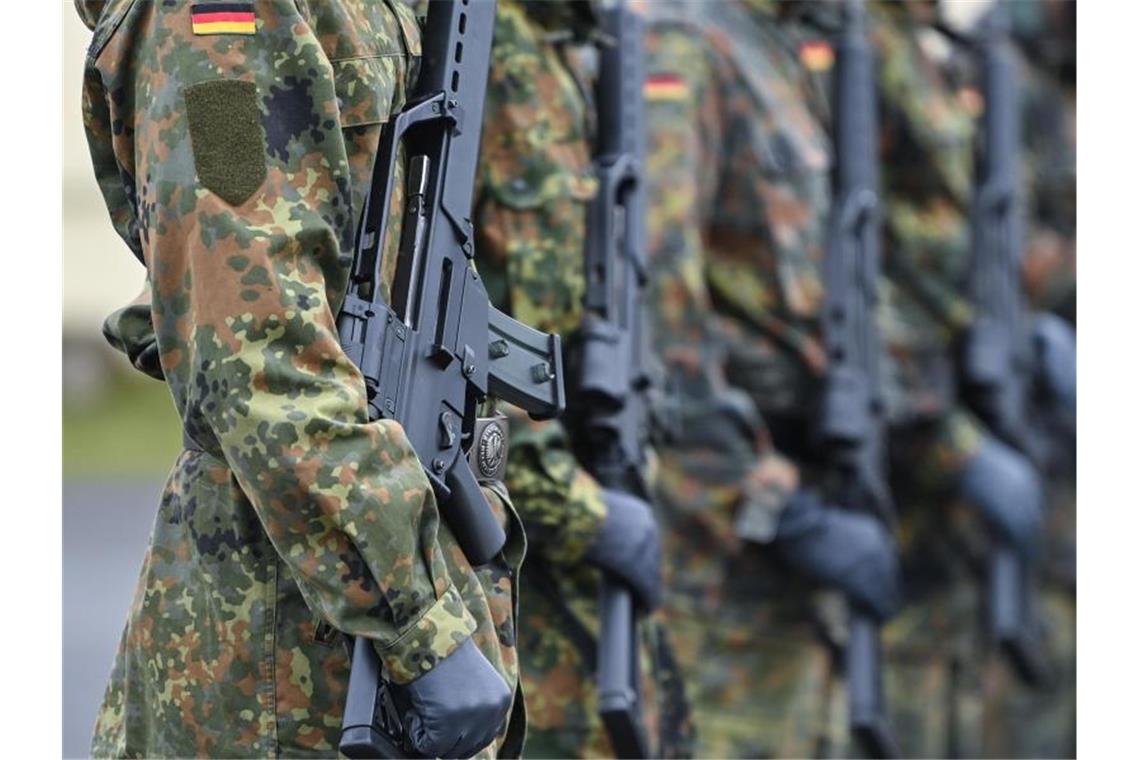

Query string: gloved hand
392 638 512 758
959 437 1044 557
1032 312 1076 414
585 488 663 611
773 490 901 622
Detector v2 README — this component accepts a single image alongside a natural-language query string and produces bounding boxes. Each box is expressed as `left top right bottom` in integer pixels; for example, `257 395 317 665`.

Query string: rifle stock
848 614 903 760
989 546 1050 687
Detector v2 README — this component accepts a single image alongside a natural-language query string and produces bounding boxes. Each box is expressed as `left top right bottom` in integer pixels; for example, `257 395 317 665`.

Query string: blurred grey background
63 11 181 758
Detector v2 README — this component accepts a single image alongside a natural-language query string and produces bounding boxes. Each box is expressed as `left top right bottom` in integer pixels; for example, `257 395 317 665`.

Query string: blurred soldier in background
1012 0 1076 324
860 1 1072 755
644 1 901 756
473 2 692 756
76 0 525 757
944 2 1078 755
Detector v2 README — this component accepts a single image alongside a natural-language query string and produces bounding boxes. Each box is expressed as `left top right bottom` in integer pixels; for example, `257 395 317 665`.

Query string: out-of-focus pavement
63 480 162 759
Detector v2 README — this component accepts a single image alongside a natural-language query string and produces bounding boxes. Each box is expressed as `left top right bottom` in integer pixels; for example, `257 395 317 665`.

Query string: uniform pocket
481 165 597 337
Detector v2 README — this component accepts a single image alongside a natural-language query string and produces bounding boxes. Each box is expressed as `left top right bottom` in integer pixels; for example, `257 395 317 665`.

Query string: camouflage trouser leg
664 610 836 759
517 566 694 759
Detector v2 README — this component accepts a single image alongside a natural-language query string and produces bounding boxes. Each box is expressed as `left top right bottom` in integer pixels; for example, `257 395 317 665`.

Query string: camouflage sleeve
74 0 102 31
81 0 476 684
644 22 730 399
873 13 976 338
473 1 608 565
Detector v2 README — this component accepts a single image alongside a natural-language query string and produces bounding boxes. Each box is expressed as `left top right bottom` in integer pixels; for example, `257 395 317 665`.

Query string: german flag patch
644 73 688 102
799 40 835 72
192 3 257 36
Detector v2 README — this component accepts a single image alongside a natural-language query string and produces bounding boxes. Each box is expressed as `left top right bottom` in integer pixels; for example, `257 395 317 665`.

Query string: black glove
1032 312 1076 414
393 638 512 758
959 437 1044 558
585 488 664 611
774 490 901 622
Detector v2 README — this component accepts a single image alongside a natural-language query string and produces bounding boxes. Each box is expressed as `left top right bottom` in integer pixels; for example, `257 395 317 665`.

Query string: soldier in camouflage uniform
945 6 1077 755
77 1 525 756
866 3 1057 756
473 2 692 757
644 2 901 757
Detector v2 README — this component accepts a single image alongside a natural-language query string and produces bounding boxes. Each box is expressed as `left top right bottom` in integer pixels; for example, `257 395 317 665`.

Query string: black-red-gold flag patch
644 73 688 101
192 3 257 35
799 40 835 72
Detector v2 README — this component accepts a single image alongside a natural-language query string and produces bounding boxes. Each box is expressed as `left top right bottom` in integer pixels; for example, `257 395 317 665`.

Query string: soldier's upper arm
83 0 480 684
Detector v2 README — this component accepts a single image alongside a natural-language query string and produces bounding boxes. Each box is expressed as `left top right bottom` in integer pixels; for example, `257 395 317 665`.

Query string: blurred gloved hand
773 490 901 622
959 437 1044 557
393 638 512 758
1032 312 1076 414
585 488 663 611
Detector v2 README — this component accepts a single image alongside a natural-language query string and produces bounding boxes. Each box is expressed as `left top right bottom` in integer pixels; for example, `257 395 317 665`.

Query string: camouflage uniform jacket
644 0 831 570
644 4 850 757
78 0 525 756
474 2 692 756
870 3 978 423
647 0 831 425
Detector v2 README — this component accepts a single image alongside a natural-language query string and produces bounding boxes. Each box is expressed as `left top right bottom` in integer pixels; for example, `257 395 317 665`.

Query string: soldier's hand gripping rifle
819 2 901 757
335 2 565 756
565 4 654 757
961 5 1050 689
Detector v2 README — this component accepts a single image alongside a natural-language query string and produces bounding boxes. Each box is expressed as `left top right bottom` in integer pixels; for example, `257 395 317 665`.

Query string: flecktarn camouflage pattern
78 0 525 756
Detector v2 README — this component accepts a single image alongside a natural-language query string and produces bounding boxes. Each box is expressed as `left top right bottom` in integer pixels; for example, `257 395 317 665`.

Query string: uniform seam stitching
266 553 280 757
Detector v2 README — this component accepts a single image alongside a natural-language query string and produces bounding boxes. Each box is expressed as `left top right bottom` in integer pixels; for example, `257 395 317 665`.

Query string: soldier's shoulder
645 3 717 78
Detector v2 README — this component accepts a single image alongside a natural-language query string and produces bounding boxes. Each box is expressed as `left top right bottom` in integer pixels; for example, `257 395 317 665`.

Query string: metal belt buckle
469 413 509 483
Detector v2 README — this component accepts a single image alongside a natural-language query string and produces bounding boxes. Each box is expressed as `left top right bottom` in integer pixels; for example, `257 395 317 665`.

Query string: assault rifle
565 4 653 757
818 2 901 757
961 5 1050 689
335 1 566 756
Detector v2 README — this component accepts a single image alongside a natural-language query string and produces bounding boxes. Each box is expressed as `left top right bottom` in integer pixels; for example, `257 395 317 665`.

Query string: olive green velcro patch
184 79 267 205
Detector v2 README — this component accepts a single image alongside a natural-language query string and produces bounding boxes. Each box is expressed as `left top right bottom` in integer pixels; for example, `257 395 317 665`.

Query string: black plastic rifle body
818 2 901 757
567 4 652 757
335 2 566 756
965 7 1049 689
